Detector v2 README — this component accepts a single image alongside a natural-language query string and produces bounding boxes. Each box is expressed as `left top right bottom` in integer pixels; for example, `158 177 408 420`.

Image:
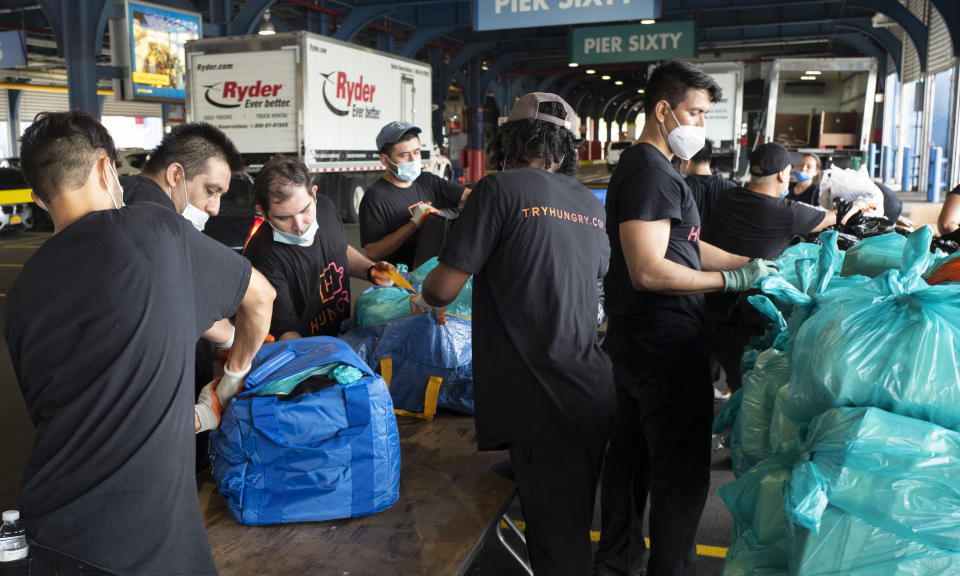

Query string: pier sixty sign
571 21 697 64
474 0 657 31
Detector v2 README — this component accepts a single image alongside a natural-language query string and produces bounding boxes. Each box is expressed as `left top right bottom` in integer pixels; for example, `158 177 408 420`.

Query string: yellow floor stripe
500 520 727 559
0 263 23 267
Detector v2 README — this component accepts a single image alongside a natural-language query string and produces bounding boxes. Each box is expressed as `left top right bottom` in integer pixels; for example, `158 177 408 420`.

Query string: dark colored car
203 172 262 253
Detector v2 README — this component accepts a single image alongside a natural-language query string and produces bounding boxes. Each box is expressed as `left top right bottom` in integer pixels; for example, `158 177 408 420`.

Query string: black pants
0 543 117 576
595 343 713 576
509 439 606 576
702 292 766 393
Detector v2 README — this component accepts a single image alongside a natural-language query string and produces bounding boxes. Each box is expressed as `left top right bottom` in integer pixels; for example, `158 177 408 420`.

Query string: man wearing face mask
245 155 397 340
702 142 861 260
359 121 470 267
597 61 778 576
120 121 244 232
6 111 274 574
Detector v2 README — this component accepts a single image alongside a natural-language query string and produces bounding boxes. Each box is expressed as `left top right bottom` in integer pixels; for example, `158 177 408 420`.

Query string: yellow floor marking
0 263 23 267
500 520 727 559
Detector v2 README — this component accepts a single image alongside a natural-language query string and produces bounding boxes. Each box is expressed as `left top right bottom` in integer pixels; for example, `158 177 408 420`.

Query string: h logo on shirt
687 226 701 243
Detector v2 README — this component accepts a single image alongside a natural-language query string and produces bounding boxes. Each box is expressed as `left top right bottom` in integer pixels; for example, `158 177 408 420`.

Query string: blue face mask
271 219 318 245
387 157 421 183
793 170 813 183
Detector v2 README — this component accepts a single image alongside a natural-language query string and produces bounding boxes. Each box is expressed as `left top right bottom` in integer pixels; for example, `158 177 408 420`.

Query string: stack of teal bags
715 227 960 575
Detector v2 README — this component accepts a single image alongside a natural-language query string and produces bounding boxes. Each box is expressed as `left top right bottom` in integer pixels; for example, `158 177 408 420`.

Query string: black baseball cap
750 142 800 177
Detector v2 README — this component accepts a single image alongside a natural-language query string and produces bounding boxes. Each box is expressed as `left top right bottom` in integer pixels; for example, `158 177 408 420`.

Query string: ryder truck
185 31 450 222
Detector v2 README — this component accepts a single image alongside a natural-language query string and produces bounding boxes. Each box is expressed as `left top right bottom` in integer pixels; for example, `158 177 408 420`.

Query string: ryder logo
203 81 286 109
320 71 377 117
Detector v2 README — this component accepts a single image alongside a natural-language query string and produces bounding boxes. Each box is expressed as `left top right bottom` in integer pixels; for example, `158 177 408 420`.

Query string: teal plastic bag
784 228 960 431
354 258 474 327
787 505 960 576
839 232 907 277
786 406 960 550
719 458 792 574
735 348 791 471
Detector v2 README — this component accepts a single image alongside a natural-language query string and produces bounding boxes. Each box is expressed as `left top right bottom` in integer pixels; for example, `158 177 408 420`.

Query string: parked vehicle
606 141 631 172
0 159 36 232
185 31 452 223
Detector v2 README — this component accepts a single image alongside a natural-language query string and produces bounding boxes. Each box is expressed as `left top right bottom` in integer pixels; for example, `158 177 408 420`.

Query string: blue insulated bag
209 336 401 525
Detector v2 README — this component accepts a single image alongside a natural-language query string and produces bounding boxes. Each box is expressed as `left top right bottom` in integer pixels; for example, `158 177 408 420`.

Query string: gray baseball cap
376 121 422 152
506 92 577 132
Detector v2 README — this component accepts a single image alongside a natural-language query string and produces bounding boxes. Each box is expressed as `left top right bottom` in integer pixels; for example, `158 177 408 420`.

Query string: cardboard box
819 133 857 148
773 113 812 146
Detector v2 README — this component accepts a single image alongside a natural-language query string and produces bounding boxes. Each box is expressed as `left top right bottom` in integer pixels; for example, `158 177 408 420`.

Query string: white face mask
173 171 209 231
664 107 706 161
103 162 125 210
270 219 318 245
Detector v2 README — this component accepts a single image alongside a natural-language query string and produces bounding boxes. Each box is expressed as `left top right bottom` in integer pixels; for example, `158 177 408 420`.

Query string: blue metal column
928 146 943 201
868 142 878 178
40 0 110 116
883 145 894 182
7 89 21 157
901 146 913 192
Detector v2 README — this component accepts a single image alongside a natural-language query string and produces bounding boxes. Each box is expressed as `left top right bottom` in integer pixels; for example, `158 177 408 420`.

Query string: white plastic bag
818 166 885 218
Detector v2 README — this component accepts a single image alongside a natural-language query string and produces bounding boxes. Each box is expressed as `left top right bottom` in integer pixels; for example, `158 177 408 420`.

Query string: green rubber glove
721 259 779 293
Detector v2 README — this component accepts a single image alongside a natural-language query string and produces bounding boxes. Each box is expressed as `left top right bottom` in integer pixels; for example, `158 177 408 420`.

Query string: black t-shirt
702 186 826 259
787 180 821 207
4 203 250 575
244 195 350 337
120 173 176 211
604 143 706 363
359 172 464 267
685 173 737 231
439 167 615 450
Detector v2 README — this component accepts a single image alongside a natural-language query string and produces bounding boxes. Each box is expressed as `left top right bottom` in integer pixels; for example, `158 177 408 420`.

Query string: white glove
409 292 447 323
410 202 438 228
194 363 251 434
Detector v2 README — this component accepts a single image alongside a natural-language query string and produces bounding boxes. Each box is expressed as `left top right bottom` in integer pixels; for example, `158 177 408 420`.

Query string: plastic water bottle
0 510 28 562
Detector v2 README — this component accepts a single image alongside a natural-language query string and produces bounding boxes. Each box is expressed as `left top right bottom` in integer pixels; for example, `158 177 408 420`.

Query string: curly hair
488 101 582 177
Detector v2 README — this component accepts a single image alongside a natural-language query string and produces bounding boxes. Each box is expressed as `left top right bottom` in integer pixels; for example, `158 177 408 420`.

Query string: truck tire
346 177 365 223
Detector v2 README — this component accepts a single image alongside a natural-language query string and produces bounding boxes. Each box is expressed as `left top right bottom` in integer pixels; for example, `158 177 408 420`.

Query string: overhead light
601 75 611 80
258 9 276 35
614 80 623 85
800 75 817 80
805 70 822 75
641 19 656 25
637 89 645 94
568 62 579 68
482 60 489 71
586 69 596 74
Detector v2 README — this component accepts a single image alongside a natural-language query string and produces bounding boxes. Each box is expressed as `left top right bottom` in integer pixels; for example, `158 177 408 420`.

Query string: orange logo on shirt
520 205 604 229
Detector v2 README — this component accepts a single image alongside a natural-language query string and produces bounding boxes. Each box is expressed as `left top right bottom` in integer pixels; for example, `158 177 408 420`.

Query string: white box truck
185 31 450 222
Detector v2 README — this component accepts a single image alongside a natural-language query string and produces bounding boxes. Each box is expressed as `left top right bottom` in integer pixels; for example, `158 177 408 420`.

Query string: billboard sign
125 0 201 101
571 21 696 65
474 0 658 32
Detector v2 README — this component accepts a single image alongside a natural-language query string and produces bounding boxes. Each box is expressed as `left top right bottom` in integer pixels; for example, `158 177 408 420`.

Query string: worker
699 142 873 395
703 142 872 260
6 111 274 574
938 184 960 238
416 93 616 576
596 60 777 576
682 138 737 229
245 155 397 340
121 121 244 232
359 121 470 267
787 152 821 206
